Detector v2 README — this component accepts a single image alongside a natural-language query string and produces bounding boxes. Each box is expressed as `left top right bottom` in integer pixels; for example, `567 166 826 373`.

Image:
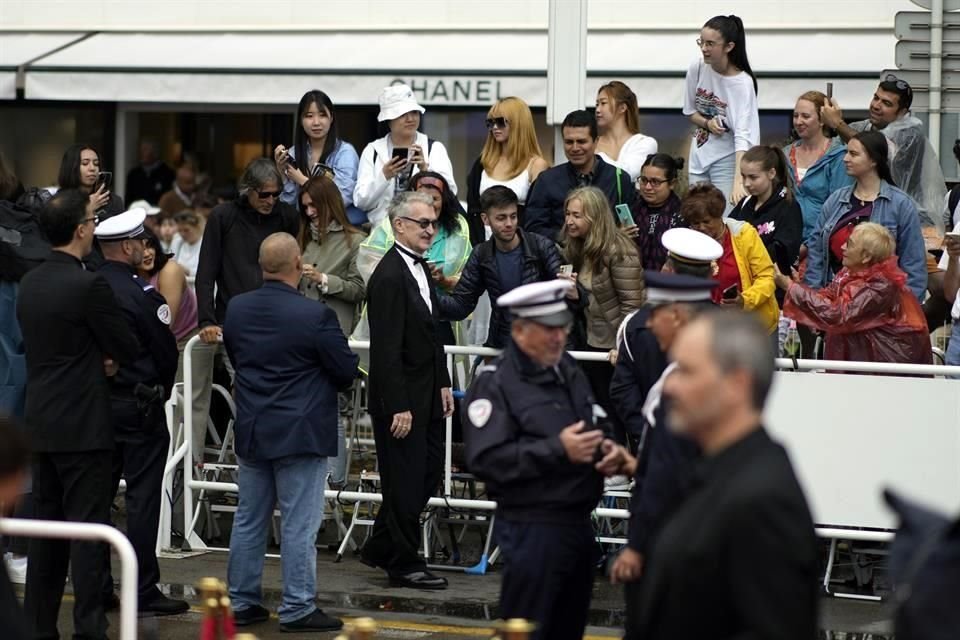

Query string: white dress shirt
396 243 432 312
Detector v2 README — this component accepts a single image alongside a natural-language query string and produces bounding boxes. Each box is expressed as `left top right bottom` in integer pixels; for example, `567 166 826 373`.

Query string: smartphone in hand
722 284 739 300
614 204 634 227
392 147 410 162
93 171 113 192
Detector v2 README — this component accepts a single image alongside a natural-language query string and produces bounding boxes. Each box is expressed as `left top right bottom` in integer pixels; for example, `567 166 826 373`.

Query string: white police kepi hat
661 227 723 266
644 271 718 307
497 280 574 327
94 207 149 242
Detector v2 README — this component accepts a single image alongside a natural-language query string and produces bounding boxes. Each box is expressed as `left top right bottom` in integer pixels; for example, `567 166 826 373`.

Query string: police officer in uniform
94 208 189 615
463 280 624 640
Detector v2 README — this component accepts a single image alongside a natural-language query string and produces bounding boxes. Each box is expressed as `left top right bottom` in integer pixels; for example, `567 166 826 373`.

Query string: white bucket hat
377 84 425 122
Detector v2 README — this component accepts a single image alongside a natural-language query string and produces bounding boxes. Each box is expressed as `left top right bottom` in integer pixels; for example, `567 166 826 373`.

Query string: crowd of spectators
1 10 959 637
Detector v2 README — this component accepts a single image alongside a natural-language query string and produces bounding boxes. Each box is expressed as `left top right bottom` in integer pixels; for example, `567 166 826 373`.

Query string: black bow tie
396 243 428 266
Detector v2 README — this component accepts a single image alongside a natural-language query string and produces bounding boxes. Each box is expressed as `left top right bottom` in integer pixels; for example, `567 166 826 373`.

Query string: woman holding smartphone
682 14 760 210
56 143 124 218
681 183 779 337
297 174 366 488
595 81 658 182
562 186 644 442
274 90 360 221
629 154 686 272
354 84 457 227
464 96 549 246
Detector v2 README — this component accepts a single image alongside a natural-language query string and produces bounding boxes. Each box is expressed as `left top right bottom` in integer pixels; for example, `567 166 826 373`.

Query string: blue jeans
689 153 736 216
228 454 327 623
328 414 347 487
946 321 960 371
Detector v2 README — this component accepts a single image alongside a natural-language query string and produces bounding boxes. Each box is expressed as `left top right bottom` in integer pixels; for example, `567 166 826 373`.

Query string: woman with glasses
274 90 361 221
297 174 366 489
595 81 658 182
803 131 928 301
355 84 457 228
682 14 759 211
57 143 124 219
465 97 549 246
629 154 686 272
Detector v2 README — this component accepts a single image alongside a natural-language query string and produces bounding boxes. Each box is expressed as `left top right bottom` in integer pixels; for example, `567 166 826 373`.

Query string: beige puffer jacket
585 248 646 348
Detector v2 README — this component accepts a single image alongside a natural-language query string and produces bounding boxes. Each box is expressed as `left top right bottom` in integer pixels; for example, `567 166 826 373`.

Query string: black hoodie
196 197 300 327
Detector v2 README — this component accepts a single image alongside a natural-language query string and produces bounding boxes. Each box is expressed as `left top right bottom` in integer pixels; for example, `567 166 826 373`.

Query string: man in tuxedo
361 191 454 590
16 189 139 640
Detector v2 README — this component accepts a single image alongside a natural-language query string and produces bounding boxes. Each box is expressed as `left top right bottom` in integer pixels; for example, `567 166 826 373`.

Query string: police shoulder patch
156 303 172 325
468 398 493 428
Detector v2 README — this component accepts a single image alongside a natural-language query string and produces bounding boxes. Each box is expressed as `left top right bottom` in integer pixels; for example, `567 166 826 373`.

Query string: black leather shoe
139 593 190 616
280 609 343 633
389 570 448 590
234 604 270 626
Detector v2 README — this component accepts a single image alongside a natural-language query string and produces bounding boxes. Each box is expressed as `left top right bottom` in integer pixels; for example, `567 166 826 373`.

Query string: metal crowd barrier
0 518 139 640
164 335 960 556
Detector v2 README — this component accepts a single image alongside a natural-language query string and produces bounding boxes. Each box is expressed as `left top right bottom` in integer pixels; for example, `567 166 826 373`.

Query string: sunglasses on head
310 162 335 178
257 190 282 199
485 117 508 130
883 73 913 98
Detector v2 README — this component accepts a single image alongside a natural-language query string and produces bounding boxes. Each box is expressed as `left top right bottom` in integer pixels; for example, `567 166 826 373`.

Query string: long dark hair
293 90 340 170
704 15 757 94
140 228 171 277
742 145 793 202
854 131 896 186
57 143 98 190
409 171 460 235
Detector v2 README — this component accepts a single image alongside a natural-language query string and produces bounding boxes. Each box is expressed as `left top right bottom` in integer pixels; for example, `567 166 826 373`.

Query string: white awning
0 32 86 98
22 30 896 109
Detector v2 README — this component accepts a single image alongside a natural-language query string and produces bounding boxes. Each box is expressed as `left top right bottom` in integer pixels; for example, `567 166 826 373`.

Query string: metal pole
0 519 138 640
929 0 944 158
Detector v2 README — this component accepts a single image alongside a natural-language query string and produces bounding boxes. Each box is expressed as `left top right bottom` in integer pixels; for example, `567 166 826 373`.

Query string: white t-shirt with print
682 59 760 174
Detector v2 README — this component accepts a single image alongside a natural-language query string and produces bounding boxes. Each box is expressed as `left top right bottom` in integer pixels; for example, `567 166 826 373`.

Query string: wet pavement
33 546 896 639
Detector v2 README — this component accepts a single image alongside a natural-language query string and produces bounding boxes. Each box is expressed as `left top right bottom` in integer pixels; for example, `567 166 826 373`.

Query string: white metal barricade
0 518 139 640
169 335 960 557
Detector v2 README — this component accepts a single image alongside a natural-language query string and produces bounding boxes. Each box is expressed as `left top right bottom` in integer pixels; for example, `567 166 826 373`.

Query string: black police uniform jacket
609 308 666 441
16 251 140 452
463 342 605 523
631 427 819 640
97 261 178 398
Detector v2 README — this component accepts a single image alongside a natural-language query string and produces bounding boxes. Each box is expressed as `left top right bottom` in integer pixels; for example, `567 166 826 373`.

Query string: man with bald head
223 232 358 632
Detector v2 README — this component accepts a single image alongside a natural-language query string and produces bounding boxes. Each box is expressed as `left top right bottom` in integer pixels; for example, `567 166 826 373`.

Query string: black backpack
0 200 51 282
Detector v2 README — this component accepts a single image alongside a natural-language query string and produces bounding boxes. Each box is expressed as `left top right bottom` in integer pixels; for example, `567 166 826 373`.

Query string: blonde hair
598 81 640 135
850 222 895 264
796 90 830 136
479 97 545 179
561 186 637 273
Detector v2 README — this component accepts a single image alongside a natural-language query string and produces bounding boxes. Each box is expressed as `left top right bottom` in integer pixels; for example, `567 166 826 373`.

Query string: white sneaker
3 552 27 584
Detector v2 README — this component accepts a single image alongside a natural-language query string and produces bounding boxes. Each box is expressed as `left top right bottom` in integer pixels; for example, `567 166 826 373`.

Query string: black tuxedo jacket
16 251 139 452
366 246 450 424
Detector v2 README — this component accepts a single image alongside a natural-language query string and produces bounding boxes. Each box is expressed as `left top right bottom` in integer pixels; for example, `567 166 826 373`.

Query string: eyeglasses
883 73 913 99
485 117 508 130
257 190 282 199
400 216 439 230
696 38 721 48
82 215 99 226
310 163 335 178
638 177 670 187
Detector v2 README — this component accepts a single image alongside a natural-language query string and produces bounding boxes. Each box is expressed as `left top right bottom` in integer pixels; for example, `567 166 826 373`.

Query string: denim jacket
803 181 927 299
782 138 853 244
280 139 360 209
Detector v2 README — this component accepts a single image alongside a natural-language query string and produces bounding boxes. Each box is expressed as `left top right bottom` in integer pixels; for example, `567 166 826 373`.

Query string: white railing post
0 518 138 640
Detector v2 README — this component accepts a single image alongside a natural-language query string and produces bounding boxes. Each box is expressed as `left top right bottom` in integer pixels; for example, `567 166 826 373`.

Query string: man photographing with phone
820 74 946 231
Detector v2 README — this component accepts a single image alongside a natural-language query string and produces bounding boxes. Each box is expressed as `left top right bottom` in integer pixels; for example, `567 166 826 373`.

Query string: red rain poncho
783 257 931 364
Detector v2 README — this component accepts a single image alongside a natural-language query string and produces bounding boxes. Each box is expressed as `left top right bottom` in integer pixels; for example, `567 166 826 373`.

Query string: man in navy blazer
223 232 357 633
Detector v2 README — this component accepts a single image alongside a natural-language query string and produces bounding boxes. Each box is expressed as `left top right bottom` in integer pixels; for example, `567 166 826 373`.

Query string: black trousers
103 395 169 603
496 518 597 640
363 414 442 575
24 450 112 640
